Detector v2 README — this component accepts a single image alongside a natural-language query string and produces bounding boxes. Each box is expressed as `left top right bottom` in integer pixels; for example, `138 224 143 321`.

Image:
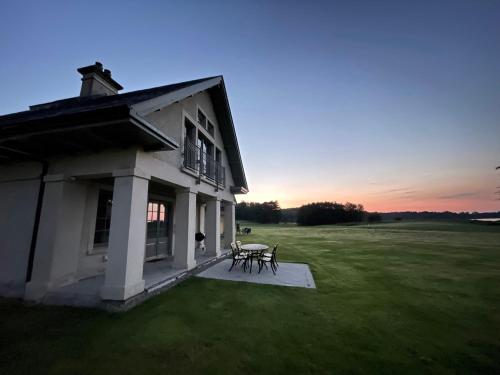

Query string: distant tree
281 208 299 222
235 201 281 223
296 201 366 226
367 212 382 223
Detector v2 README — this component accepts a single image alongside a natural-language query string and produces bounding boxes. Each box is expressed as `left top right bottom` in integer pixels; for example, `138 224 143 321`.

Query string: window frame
92 189 113 248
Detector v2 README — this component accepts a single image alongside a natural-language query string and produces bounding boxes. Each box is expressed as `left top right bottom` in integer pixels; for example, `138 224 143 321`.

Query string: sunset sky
1 0 499 212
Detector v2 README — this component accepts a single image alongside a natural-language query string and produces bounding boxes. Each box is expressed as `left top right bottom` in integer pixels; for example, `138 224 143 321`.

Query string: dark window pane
198 109 207 128
207 120 215 136
94 190 113 245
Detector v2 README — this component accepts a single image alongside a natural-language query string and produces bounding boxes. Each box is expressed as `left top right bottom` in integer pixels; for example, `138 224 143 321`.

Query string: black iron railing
183 139 225 187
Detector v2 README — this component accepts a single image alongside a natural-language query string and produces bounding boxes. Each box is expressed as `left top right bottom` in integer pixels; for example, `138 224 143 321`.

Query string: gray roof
0 76 248 190
1 77 216 125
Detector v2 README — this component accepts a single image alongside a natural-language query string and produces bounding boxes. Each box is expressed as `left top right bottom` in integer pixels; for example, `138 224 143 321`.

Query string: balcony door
145 200 170 261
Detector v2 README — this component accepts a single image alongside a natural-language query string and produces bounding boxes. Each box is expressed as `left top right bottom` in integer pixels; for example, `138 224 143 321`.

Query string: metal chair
258 244 278 275
262 243 279 269
229 242 248 272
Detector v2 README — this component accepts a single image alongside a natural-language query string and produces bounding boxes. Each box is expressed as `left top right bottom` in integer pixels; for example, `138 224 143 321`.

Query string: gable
133 78 247 191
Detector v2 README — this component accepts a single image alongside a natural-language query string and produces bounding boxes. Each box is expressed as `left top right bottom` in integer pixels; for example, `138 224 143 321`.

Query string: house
0 62 248 308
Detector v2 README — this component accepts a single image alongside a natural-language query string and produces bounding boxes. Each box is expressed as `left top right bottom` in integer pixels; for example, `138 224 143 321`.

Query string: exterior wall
24 177 88 300
145 91 236 190
0 163 42 297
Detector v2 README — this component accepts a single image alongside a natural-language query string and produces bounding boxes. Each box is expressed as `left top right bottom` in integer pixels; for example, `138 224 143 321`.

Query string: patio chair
229 242 248 272
258 244 278 275
235 241 249 256
263 243 279 269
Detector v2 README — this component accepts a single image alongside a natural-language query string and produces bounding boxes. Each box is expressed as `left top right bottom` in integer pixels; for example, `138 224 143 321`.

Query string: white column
205 198 221 257
173 188 197 270
101 172 149 301
223 201 236 249
197 203 206 250
25 175 87 301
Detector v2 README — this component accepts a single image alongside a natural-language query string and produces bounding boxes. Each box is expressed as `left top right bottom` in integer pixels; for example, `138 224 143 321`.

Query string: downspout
25 161 49 282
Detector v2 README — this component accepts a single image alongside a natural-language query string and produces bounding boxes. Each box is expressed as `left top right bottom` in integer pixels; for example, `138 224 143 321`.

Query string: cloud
370 187 414 195
399 190 419 199
438 192 478 200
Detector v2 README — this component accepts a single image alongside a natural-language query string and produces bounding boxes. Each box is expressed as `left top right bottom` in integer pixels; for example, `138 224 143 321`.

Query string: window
197 109 207 128
207 120 215 137
184 119 197 170
94 190 113 245
185 118 196 143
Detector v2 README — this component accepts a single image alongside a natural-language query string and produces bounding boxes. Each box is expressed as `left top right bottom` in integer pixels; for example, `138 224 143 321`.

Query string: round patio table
240 244 269 273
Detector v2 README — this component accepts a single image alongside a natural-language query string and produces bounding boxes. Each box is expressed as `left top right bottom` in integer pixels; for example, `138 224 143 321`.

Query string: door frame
145 195 174 262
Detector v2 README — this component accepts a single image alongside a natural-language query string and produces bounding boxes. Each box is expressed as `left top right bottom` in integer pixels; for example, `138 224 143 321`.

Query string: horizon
1 0 499 212
235 199 500 214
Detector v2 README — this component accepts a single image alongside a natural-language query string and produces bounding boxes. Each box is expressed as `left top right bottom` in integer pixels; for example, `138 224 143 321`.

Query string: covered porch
24 164 237 307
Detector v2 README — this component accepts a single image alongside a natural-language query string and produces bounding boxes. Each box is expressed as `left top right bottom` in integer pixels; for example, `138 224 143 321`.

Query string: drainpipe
25 161 49 282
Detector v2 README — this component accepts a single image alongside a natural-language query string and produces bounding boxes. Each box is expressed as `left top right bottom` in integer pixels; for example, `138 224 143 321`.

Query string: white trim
131 77 222 116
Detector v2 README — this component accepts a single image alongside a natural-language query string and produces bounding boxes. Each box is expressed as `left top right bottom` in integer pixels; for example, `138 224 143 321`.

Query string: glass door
145 200 170 261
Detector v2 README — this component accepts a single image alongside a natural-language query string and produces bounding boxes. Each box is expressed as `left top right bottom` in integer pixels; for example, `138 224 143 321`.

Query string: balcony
184 139 225 187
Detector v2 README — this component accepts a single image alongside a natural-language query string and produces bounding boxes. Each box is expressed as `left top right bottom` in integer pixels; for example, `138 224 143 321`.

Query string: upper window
94 190 113 246
197 109 207 128
207 120 215 137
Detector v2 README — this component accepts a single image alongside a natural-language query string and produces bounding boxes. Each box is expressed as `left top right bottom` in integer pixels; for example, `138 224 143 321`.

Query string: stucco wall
145 91 236 190
0 177 40 297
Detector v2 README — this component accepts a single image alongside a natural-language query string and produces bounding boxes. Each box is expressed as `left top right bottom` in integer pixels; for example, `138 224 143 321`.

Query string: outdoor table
240 244 269 273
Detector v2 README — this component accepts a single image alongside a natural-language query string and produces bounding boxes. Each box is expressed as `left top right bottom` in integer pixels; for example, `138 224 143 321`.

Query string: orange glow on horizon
240 185 500 213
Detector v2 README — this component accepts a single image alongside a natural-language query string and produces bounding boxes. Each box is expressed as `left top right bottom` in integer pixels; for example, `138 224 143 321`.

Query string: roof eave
131 76 222 116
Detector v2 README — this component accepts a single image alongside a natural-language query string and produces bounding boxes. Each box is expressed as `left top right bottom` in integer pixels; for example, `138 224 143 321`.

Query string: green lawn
1 221 500 374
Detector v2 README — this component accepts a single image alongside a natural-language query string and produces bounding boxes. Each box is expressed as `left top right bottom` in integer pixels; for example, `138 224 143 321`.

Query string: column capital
112 168 150 180
208 196 222 202
176 186 198 195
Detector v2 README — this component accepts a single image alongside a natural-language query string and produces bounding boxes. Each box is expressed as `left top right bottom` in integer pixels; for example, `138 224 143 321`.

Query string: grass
1 220 500 374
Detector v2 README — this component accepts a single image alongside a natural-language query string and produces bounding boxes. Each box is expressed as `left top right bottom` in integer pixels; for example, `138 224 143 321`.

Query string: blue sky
1 0 499 211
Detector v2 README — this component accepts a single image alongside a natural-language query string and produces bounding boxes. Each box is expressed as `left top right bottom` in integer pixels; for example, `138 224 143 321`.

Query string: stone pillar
25 175 87 301
101 171 149 301
223 201 236 249
173 188 197 270
205 198 221 257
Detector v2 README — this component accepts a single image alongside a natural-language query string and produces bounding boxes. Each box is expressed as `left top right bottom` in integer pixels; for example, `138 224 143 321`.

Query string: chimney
77 62 123 97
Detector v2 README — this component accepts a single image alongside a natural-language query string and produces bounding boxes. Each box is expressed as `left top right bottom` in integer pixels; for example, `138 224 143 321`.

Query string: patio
196 259 316 289
42 249 230 308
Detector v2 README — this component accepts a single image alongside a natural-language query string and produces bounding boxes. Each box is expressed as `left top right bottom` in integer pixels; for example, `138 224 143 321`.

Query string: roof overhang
0 105 178 163
230 186 248 194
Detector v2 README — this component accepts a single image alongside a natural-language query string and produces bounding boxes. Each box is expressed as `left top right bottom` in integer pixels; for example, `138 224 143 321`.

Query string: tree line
296 202 365 226
236 201 500 226
236 201 366 226
235 201 282 223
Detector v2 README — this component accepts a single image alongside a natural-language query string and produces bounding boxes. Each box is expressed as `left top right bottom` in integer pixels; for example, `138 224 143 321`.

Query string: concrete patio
196 259 316 289
42 249 231 309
